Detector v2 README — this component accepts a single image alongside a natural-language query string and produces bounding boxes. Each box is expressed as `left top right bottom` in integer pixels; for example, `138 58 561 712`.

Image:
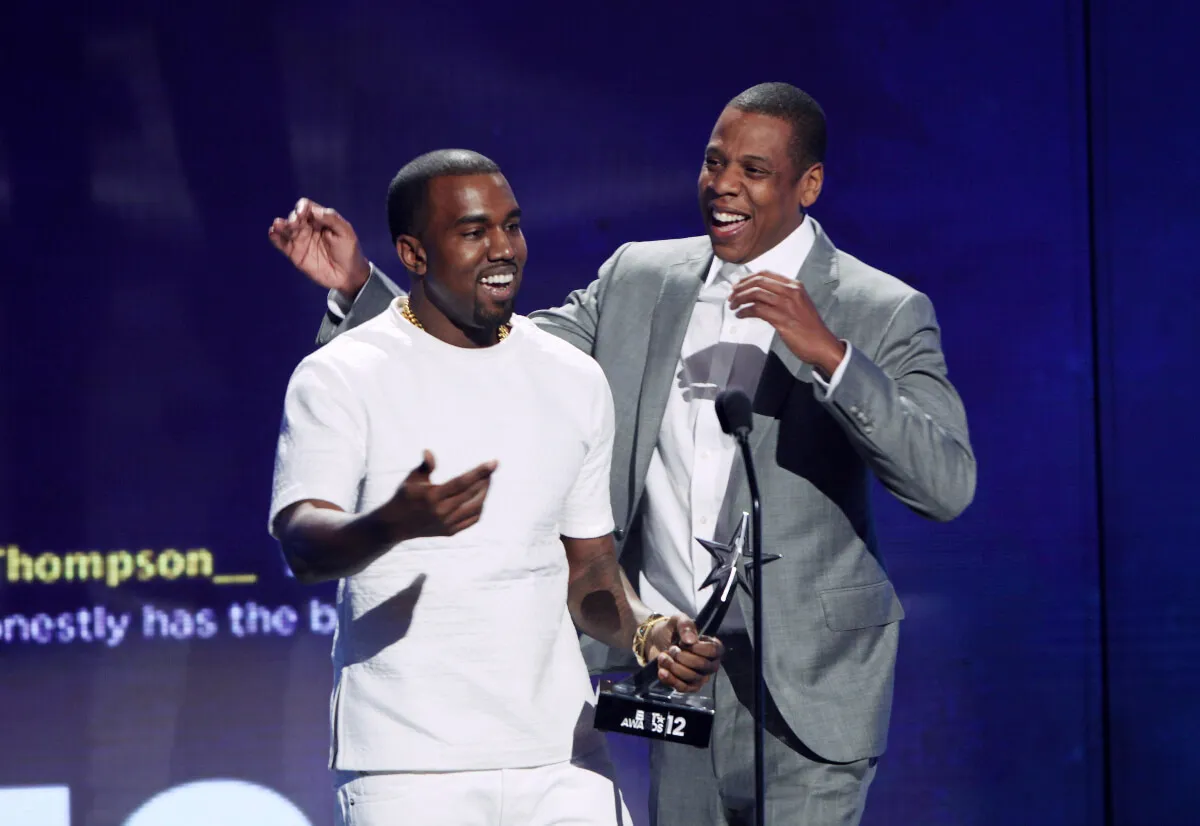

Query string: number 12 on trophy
650 712 687 737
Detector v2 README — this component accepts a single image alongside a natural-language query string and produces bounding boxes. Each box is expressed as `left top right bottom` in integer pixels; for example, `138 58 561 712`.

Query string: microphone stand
734 431 766 826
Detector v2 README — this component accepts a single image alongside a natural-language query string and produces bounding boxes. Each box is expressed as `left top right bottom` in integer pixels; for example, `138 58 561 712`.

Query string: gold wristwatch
633 613 670 666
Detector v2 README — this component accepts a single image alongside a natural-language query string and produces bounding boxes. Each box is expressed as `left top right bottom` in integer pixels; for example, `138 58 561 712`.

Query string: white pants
334 751 633 826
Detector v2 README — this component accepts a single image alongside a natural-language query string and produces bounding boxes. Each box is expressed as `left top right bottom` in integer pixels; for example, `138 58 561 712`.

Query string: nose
707 165 740 197
487 226 514 260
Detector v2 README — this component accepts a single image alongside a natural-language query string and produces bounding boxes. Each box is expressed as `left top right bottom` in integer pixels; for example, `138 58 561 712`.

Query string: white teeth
481 273 514 286
712 210 748 223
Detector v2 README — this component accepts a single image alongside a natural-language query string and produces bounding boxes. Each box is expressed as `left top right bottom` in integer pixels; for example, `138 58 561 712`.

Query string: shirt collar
704 216 817 287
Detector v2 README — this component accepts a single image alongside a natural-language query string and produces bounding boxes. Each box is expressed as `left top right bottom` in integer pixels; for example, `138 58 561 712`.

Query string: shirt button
699 517 711 526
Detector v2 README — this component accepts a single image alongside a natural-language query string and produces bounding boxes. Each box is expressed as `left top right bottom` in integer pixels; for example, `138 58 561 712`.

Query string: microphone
715 389 753 439
716 385 768 826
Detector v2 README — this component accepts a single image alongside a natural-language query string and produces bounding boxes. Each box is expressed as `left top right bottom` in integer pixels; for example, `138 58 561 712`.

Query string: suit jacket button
613 528 625 542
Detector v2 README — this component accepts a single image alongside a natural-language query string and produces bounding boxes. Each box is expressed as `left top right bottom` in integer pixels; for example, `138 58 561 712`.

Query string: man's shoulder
833 249 925 310
515 317 607 383
297 307 409 379
610 235 711 273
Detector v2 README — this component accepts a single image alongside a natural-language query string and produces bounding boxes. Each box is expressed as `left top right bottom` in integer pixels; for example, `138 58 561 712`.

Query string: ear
798 162 824 210
396 235 427 276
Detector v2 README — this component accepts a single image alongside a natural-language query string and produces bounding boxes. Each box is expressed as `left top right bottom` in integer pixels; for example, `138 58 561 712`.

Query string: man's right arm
527 242 633 354
266 197 407 347
273 500 401 584
274 453 495 583
269 357 372 580
333 241 633 353
269 358 497 582
315 263 406 346
278 193 634 352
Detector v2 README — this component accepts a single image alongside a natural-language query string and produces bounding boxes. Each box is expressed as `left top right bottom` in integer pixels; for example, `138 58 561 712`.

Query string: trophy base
594 679 715 748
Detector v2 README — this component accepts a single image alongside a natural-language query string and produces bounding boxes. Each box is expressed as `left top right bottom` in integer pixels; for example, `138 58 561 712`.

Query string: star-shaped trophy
697 512 782 606
593 512 782 748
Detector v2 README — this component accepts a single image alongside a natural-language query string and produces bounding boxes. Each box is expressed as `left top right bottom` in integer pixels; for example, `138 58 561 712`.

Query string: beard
474 298 515 329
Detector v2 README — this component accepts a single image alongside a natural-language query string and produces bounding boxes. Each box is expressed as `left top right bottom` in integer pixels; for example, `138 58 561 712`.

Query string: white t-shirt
269 299 616 772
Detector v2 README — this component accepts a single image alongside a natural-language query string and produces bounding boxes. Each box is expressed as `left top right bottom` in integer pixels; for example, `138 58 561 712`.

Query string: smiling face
397 172 526 334
698 107 824 264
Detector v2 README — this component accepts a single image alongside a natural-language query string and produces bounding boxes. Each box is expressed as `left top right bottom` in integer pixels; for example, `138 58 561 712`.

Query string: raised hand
268 198 371 298
728 271 847 378
373 451 498 541
646 614 725 693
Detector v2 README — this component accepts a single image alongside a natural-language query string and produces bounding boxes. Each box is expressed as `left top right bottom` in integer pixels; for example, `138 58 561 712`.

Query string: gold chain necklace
401 299 510 342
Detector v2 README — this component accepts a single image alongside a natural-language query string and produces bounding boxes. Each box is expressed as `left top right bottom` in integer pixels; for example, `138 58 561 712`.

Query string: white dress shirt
638 218 852 632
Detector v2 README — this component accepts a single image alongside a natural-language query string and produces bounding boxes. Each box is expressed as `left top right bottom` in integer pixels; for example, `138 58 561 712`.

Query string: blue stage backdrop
1089 1 1200 823
0 1 1195 824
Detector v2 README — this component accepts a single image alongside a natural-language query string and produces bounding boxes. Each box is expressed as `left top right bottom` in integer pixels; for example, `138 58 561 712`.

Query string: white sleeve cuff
812 340 852 398
326 288 354 320
327 264 375 319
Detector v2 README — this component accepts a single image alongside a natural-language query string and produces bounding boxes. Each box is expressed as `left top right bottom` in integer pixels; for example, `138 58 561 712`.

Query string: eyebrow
739 154 774 167
453 208 522 227
704 146 774 168
454 213 488 227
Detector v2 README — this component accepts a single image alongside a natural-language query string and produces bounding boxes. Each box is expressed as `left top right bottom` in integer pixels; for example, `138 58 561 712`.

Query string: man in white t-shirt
268 149 724 826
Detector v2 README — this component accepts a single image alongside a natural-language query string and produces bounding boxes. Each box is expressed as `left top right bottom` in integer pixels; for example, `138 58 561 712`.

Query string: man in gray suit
269 82 975 826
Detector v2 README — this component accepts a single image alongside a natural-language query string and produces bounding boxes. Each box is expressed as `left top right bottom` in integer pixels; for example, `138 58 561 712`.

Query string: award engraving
594 513 780 747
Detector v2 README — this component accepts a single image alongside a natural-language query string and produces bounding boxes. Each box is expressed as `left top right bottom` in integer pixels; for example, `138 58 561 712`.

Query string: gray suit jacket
314 219 976 763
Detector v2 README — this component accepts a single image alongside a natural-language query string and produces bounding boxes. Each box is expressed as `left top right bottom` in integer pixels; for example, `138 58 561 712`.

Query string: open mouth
708 206 750 242
478 270 517 302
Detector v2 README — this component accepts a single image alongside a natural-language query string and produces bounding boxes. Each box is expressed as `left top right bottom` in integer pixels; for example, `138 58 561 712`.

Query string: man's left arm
560 372 723 691
731 273 976 522
817 291 975 522
563 535 720 692
266 197 406 347
316 263 405 346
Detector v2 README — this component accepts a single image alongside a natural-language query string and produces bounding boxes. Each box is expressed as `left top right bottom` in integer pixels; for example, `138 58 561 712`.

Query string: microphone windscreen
715 389 753 436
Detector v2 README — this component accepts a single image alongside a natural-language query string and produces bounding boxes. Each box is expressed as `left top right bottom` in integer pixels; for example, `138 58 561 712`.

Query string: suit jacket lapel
627 251 709 525
763 217 841 390
723 218 841 528
753 214 840 425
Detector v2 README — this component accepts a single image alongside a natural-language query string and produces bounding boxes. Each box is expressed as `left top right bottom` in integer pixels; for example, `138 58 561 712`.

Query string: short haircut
386 149 501 242
727 83 826 177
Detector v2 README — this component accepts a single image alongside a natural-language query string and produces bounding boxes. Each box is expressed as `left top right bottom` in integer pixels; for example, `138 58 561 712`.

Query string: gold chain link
401 299 510 342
